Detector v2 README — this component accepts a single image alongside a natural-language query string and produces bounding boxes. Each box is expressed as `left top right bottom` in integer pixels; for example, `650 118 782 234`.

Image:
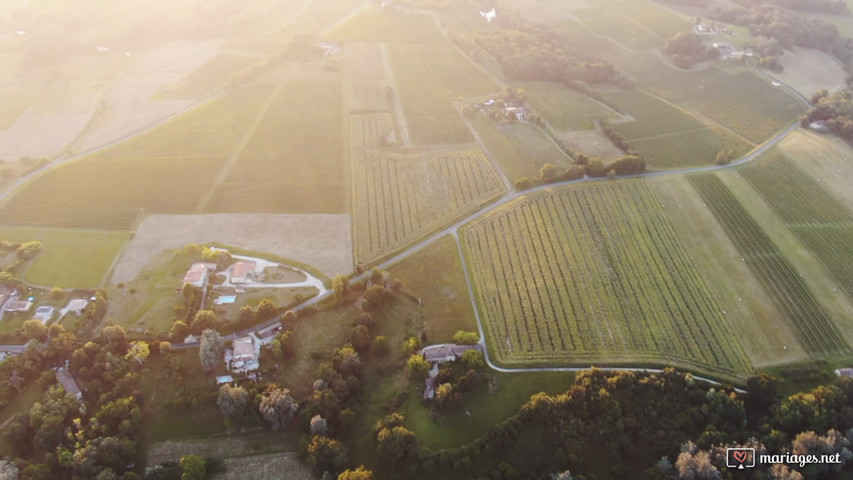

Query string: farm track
0 3 827 382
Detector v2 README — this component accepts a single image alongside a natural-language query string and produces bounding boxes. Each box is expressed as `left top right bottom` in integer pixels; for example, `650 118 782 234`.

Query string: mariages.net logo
726 447 843 470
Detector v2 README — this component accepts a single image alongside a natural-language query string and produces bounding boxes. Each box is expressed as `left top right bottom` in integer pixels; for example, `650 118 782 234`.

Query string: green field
0 156 228 229
404 371 573 450
583 15 662 51
646 68 806 144
388 235 477 343
205 80 345 214
460 181 753 380
387 43 498 145
554 19 623 58
466 113 567 181
630 10 691 39
630 126 752 169
328 9 443 44
604 89 704 140
0 227 128 288
520 81 616 131
688 173 850 357
741 151 853 303
90 83 276 159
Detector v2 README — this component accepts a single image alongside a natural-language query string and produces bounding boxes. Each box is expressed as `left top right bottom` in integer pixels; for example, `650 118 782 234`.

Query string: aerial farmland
2 0 853 478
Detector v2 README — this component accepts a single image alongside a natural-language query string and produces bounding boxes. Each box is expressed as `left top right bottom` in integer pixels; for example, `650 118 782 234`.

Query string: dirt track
111 213 353 283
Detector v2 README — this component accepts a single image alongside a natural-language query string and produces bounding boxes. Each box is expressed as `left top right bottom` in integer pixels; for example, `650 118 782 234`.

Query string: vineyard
646 69 805 144
741 151 853 302
688 173 850 357
387 43 498 145
351 114 505 264
460 182 753 380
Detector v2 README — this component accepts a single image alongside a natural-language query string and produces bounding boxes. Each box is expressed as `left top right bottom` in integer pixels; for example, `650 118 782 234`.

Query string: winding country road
0 29 811 386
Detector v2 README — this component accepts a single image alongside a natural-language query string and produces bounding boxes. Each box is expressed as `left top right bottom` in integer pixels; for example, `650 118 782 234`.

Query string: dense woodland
802 89 853 140
451 23 633 88
731 0 850 14
664 32 719 69
711 5 840 52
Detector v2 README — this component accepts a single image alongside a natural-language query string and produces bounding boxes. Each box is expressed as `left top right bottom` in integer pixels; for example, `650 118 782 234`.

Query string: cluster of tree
757 54 784 73
2 324 160 479
72 288 108 333
515 152 646 190
800 88 853 140
710 5 840 52
715 149 737 165
387 369 853 480
664 33 719 69
730 0 849 14
453 23 632 88
355 268 397 312
215 381 298 432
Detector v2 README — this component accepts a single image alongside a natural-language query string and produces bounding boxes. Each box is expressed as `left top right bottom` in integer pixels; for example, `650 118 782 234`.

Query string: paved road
0 35 812 384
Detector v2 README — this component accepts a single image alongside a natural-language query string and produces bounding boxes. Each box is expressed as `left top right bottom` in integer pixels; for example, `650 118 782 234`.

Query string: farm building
835 368 853 378
809 121 830 134
230 261 256 284
56 367 83 401
420 343 480 364
229 336 258 372
34 306 54 323
256 323 282 339
183 262 216 288
64 298 88 314
4 300 32 313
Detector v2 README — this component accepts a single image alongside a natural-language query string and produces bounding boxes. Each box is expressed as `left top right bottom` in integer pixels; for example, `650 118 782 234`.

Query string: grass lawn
389 236 477 344
466 113 555 181
0 381 44 456
108 250 197 332
212 286 318 332
520 81 616 131
0 227 129 288
404 371 574 450
387 43 498 145
144 350 227 441
630 126 752 170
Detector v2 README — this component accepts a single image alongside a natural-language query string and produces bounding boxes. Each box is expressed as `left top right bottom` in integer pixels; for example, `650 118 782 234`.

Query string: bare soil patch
211 453 312 480
0 87 99 159
72 72 192 153
72 40 225 153
557 129 624 161
112 213 353 283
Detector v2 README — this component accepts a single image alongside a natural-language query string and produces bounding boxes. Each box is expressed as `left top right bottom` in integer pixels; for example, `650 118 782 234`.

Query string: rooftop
56 368 82 400
231 261 255 282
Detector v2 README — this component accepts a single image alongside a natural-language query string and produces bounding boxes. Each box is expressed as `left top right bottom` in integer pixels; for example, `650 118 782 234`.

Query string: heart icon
733 451 748 464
